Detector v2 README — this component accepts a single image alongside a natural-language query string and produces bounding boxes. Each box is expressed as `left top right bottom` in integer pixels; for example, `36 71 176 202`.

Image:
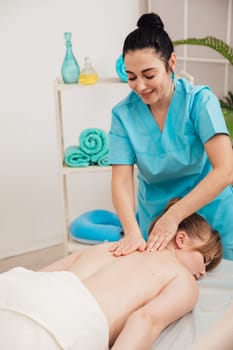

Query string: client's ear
175 231 189 249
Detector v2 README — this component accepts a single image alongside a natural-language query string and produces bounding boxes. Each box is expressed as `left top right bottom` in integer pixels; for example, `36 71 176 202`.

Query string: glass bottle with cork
79 57 98 85
61 32 80 84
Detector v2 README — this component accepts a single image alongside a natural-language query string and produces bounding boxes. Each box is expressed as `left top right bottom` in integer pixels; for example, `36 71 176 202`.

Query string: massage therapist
108 13 233 260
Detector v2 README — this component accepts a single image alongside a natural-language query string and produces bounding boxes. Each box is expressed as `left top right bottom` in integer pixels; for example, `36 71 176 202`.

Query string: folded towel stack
64 128 109 167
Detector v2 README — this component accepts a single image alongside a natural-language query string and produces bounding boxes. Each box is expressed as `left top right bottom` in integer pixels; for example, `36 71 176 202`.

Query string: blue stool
70 209 123 244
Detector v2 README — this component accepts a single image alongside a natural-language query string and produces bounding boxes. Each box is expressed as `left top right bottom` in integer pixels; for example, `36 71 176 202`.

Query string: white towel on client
0 267 109 350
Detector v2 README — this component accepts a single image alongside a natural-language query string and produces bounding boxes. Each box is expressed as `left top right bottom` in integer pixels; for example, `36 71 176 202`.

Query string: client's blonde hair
149 198 222 271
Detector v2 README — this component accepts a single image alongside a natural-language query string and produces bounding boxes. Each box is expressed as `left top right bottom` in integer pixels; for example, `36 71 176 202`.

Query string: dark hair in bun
137 13 164 30
123 13 174 72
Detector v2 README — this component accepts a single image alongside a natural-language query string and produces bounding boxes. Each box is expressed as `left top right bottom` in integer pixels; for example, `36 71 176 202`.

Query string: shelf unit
54 77 129 254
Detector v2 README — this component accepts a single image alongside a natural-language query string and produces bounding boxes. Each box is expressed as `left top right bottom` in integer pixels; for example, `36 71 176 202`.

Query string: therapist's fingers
157 235 172 251
146 235 164 251
109 241 120 252
109 236 146 256
146 234 170 251
109 240 128 252
114 240 145 256
147 210 178 251
113 243 135 256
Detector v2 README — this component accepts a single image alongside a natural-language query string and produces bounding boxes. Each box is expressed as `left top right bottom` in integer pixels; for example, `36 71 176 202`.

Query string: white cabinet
54 77 129 254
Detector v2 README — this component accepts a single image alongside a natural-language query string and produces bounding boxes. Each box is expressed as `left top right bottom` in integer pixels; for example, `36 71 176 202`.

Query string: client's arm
192 302 233 350
112 275 198 350
38 251 82 272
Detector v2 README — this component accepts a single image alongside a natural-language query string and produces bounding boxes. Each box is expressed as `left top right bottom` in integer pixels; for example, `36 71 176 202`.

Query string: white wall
149 0 233 97
0 0 147 258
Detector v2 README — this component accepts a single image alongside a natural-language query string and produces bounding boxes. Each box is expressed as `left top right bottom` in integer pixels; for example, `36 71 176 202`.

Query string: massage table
0 257 232 349
69 211 233 349
151 258 233 349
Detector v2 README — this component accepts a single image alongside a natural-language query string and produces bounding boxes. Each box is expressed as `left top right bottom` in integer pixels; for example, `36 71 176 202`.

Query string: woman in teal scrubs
108 13 233 260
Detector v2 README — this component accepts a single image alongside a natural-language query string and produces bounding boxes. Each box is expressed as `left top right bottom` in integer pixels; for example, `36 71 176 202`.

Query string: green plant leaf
173 36 233 65
220 91 233 109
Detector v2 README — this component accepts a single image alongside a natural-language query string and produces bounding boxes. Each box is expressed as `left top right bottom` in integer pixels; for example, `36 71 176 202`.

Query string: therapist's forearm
168 167 232 225
112 175 141 236
169 135 233 224
112 187 141 236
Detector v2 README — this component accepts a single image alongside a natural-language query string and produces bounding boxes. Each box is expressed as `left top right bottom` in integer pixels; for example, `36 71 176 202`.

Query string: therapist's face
124 48 175 107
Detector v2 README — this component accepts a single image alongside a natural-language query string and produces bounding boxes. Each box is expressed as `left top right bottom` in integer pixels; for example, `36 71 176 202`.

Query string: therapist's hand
146 213 178 252
109 234 146 257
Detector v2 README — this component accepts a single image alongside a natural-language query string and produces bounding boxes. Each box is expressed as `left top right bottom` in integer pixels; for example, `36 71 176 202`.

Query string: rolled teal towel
64 145 91 167
79 128 109 157
96 151 109 166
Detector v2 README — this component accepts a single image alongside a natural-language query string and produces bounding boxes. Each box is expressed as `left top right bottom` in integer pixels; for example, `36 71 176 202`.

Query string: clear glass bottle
79 57 98 85
61 32 80 84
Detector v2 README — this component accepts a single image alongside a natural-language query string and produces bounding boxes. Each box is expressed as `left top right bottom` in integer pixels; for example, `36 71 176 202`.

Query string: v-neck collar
130 83 177 154
138 84 176 135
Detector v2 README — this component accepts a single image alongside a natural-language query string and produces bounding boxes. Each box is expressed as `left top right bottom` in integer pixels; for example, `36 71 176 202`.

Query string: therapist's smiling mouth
141 89 155 98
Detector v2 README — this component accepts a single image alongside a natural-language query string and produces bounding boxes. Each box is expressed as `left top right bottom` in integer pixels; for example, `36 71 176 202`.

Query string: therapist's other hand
109 234 146 257
146 213 178 252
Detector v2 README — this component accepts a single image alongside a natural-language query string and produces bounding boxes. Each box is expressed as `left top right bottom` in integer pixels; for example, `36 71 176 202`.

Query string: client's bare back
67 243 196 343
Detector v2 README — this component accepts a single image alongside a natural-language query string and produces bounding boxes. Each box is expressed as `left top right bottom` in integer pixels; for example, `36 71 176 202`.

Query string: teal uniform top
109 78 233 260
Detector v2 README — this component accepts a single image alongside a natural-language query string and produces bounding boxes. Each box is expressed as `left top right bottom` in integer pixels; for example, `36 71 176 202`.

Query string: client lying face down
0 199 222 350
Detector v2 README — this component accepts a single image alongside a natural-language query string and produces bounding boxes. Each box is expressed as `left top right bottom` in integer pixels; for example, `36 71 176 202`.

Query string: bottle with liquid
79 57 98 85
61 32 80 84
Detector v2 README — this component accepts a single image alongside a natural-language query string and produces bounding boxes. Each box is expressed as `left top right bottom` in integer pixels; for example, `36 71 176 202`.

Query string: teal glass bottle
61 32 80 84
